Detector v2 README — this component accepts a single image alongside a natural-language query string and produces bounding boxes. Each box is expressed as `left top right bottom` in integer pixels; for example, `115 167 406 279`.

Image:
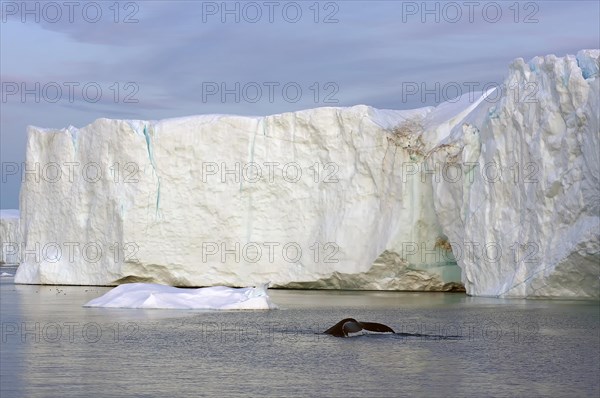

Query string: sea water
1 266 598 397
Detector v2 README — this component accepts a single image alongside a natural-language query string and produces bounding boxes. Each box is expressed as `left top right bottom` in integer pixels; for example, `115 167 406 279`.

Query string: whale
323 318 395 337
323 318 464 339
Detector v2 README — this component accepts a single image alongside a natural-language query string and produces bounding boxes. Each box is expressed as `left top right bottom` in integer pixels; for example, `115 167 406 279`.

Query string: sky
1 0 599 209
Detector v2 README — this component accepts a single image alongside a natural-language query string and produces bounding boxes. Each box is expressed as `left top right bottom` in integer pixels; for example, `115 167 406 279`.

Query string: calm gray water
1 266 598 398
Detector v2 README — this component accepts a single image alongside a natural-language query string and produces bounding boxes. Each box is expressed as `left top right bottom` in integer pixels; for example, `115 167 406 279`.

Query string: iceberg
13 50 600 298
13 104 465 290
83 282 277 309
430 50 600 297
0 209 20 264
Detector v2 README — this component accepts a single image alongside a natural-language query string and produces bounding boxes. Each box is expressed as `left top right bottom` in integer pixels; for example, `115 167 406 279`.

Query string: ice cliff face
13 105 465 290
13 50 599 297
430 50 600 297
0 210 20 264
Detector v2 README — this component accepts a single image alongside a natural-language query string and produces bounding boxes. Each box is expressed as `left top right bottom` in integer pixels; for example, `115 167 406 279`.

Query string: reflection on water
1 273 599 397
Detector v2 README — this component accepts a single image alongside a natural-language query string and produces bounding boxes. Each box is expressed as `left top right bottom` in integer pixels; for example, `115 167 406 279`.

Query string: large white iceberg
84 282 277 309
14 100 467 290
430 50 600 297
13 50 600 298
0 210 20 264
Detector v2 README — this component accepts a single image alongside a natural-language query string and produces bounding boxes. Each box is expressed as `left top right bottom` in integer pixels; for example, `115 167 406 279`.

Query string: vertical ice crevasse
244 120 260 244
143 124 161 217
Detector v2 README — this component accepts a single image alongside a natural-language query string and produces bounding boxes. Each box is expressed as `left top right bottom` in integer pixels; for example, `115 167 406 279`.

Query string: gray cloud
1 0 598 207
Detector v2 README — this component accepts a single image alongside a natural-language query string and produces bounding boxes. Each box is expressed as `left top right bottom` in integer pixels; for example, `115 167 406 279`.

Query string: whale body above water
323 318 395 337
323 318 464 339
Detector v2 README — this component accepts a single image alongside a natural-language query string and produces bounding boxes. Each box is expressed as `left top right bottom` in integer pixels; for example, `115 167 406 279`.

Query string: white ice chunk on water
83 282 278 310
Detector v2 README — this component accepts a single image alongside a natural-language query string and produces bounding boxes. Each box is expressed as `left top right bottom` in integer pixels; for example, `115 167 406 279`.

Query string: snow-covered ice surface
84 282 277 309
0 209 20 264
13 50 600 297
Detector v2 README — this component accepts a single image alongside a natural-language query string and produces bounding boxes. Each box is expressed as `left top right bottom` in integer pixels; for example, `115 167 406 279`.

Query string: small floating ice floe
83 282 277 310
0 272 13 277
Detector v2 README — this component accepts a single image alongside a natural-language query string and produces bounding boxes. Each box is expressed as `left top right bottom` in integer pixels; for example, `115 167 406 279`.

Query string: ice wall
14 104 469 290
13 50 600 297
430 50 600 297
0 210 20 264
